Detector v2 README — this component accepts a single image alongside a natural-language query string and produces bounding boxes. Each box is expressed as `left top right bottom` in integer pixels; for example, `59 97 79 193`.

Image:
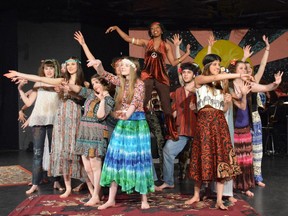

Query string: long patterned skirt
188 108 241 183
100 112 154 194
252 111 264 183
233 126 255 191
49 99 82 179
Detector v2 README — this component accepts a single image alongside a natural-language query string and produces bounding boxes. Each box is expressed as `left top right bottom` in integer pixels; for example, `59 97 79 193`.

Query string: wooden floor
0 150 288 216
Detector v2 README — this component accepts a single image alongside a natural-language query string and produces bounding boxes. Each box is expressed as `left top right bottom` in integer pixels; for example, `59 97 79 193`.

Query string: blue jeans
31 125 53 185
163 136 190 186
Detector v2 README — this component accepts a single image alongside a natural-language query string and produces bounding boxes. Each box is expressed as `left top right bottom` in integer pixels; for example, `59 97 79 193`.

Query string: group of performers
4 21 283 210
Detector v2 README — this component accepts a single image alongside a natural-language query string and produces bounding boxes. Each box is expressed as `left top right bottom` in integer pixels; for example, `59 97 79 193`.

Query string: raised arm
207 34 216 55
74 31 96 61
254 35 270 83
251 71 283 92
105 25 147 47
171 34 184 86
166 42 191 66
195 73 252 87
241 45 254 62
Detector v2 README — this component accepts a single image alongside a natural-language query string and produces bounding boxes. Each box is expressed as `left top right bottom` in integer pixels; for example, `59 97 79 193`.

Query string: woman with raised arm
242 35 270 187
85 57 154 210
185 54 251 210
17 59 63 194
5 57 86 198
228 59 282 197
105 22 191 141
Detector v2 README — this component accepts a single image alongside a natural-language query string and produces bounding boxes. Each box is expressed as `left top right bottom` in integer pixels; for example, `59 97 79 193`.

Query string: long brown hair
38 59 61 78
202 54 227 94
63 56 85 86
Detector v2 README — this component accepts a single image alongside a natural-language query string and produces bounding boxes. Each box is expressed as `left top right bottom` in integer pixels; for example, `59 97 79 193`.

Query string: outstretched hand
74 31 86 46
208 34 216 47
171 34 182 46
105 26 118 34
240 80 252 96
273 71 283 85
186 44 191 54
3 70 18 79
87 59 101 68
263 35 270 49
242 45 254 59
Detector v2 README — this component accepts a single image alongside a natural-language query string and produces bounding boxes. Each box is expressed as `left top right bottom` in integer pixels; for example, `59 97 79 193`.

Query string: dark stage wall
0 10 19 150
0 20 129 150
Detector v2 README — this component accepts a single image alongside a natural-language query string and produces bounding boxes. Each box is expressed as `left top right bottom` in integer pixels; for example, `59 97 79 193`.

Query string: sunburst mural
129 28 288 93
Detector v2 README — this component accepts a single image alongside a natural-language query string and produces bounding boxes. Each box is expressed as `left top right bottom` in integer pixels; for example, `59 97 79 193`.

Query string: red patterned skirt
188 108 241 183
233 126 255 191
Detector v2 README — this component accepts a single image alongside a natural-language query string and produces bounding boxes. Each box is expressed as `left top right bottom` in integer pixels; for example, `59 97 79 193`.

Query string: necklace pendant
151 52 157 58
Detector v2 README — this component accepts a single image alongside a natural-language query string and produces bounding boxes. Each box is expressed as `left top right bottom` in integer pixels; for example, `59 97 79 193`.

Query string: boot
164 114 179 141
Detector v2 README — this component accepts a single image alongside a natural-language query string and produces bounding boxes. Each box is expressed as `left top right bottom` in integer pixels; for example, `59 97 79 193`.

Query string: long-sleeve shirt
102 71 145 112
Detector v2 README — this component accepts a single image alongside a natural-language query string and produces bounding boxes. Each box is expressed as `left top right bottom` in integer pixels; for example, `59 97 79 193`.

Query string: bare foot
84 196 101 206
60 188 71 198
141 201 150 209
228 196 238 203
72 182 86 192
244 190 254 197
53 181 65 191
185 196 200 205
256 181 266 187
98 201 116 210
154 185 162 191
26 185 38 195
157 182 174 190
215 202 228 210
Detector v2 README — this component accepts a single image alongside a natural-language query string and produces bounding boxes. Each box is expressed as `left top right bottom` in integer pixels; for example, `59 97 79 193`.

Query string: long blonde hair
115 57 140 110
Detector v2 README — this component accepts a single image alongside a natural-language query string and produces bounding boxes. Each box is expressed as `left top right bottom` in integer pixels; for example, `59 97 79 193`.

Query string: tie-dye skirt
100 112 154 194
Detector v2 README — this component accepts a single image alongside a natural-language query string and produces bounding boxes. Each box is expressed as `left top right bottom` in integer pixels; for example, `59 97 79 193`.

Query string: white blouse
196 84 225 111
29 88 60 126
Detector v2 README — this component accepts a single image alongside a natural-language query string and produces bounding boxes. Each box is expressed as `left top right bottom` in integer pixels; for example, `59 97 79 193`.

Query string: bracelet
177 57 182 64
265 49 270 51
132 37 135 44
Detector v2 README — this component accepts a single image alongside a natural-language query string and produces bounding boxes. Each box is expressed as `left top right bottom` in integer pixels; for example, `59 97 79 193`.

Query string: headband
65 59 81 64
122 59 136 69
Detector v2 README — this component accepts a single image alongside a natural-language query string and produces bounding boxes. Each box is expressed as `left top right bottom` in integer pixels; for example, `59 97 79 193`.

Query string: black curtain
0 9 19 149
80 23 129 80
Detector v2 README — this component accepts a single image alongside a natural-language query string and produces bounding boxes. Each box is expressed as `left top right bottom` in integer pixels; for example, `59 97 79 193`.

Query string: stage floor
1 150 287 216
